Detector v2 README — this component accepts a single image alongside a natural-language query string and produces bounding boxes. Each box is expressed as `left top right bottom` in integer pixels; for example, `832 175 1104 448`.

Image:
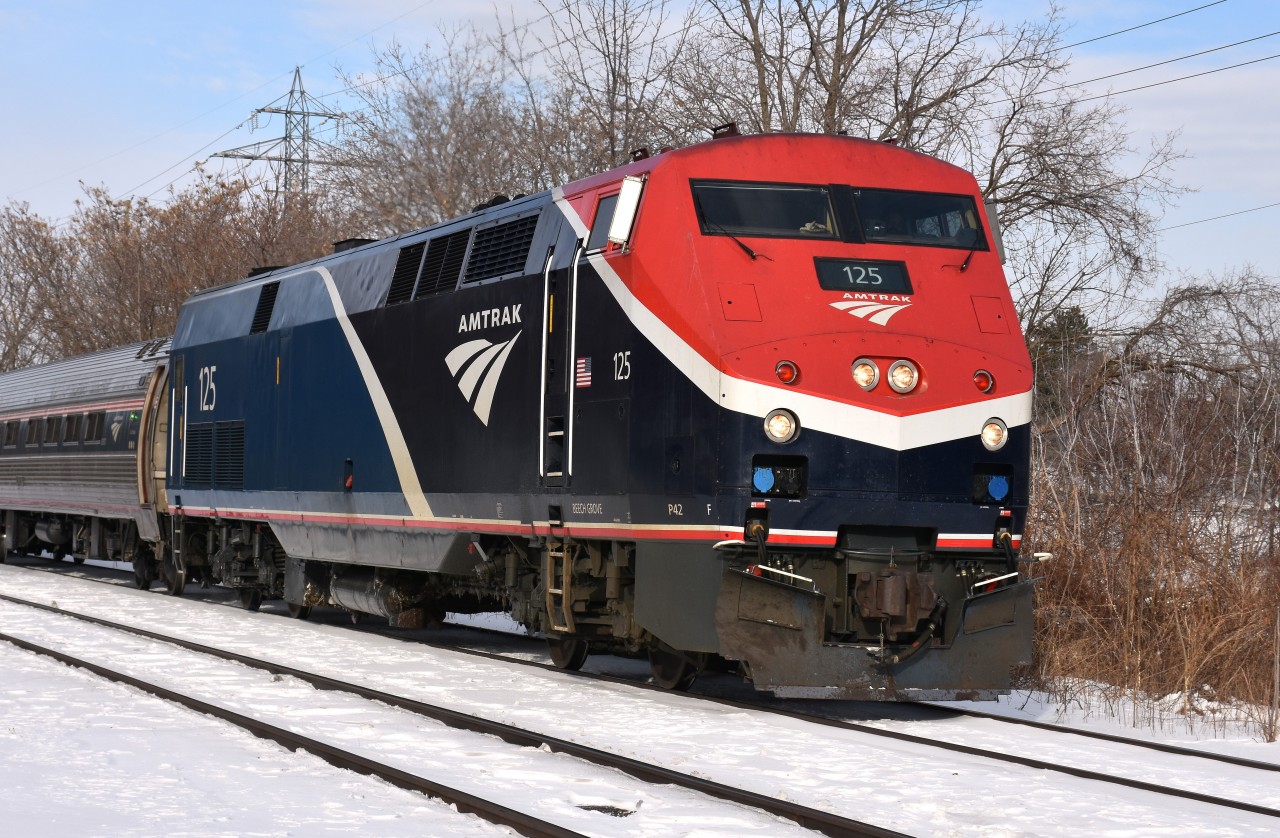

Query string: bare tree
529 0 694 168
2 173 353 362
324 35 531 237
1029 270 1280 735
0 202 73 370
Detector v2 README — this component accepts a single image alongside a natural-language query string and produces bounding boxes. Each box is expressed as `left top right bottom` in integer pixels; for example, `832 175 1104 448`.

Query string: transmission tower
213 67 344 194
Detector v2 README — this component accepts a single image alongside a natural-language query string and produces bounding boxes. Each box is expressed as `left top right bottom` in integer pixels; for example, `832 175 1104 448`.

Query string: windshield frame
691 179 841 241
848 186 989 251
691 179 989 252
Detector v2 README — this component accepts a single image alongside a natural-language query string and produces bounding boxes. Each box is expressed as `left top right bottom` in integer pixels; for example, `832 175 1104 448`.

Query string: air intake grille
249 281 280 334
416 228 472 298
185 423 213 485
214 420 245 488
385 242 426 306
464 215 539 283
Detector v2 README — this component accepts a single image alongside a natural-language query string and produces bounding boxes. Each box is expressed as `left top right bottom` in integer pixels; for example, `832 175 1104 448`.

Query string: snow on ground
0 643 507 838
2 564 1279 837
0 600 817 837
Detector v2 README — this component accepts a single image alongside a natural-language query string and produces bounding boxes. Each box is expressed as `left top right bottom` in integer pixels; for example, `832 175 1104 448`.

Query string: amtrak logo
830 294 912 326
445 331 522 426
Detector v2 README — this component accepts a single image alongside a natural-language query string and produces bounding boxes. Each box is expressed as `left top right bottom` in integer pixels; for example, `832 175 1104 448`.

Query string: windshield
692 180 987 250
853 188 987 249
692 182 838 239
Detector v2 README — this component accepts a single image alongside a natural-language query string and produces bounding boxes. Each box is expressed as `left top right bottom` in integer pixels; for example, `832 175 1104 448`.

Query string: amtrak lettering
844 292 912 303
458 305 522 333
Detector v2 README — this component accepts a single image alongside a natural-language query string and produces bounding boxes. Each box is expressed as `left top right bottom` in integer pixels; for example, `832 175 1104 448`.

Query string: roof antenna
711 122 740 139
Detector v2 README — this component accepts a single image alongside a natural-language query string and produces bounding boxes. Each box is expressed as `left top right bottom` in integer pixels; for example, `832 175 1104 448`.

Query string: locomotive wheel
239 588 263 611
73 555 85 565
546 635 590 671
648 643 706 691
286 602 311 620
162 551 186 597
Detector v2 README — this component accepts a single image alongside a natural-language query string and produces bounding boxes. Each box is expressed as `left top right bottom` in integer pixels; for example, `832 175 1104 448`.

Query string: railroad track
0 589 902 838
6 558 1280 834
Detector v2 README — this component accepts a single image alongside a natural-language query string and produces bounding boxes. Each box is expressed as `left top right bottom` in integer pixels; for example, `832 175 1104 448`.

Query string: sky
3 561 1279 836
0 0 1276 282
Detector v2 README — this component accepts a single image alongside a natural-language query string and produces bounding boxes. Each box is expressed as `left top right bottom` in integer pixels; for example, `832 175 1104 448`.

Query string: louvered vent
385 242 426 306
186 423 213 485
249 281 281 334
415 228 472 298
464 215 539 283
214 420 246 488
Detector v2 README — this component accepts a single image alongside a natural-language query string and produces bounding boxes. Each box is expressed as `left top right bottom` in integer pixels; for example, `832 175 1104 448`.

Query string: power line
1074 51 1280 105
124 6 564 201
97 2 438 205
1070 30 1279 89
981 31 1279 111
1057 1 1231 51
1157 202 1280 232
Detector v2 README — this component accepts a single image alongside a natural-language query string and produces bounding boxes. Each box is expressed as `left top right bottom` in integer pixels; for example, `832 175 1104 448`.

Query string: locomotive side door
539 241 581 487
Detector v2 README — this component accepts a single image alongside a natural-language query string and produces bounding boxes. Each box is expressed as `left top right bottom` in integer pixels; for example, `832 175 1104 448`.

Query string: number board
814 258 912 294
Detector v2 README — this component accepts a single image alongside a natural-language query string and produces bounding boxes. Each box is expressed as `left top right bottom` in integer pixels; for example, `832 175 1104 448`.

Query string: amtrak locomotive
0 130 1035 699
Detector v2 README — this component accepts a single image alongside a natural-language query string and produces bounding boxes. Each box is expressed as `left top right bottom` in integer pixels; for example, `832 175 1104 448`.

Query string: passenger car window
63 414 83 444
45 415 62 445
85 412 105 444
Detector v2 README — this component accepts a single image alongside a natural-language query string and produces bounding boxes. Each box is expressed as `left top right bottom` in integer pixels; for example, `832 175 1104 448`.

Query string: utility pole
213 67 343 195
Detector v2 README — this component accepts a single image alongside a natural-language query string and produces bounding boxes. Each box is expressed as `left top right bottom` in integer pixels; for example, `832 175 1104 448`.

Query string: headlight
888 360 919 393
763 408 800 444
981 418 1008 451
851 358 879 390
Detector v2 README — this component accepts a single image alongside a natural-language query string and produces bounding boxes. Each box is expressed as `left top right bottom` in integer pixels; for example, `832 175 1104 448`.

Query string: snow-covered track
0 628 575 838
0 591 904 838
906 700 1280 775
6 561 1280 835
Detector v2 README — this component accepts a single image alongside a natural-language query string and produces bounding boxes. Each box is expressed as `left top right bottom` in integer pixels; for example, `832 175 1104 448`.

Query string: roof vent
249 281 281 334
334 237 376 253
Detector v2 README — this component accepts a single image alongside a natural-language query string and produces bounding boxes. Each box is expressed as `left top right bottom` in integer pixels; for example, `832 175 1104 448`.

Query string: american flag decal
575 356 592 388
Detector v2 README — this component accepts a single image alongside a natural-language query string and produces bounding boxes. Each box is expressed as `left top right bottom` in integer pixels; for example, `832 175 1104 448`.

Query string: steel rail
0 630 581 838
903 699 1280 774
11 562 1280 822
0 592 906 838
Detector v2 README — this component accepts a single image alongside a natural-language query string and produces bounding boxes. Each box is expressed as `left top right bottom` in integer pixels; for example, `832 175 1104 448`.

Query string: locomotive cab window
693 181 838 239
586 193 620 251
850 188 988 250
2 420 17 447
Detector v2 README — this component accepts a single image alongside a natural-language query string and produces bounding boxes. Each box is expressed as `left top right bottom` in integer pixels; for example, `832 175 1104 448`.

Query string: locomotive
0 130 1035 699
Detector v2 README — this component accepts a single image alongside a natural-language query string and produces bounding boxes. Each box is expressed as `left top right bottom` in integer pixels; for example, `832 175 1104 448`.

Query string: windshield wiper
693 193 763 260
711 220 761 260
